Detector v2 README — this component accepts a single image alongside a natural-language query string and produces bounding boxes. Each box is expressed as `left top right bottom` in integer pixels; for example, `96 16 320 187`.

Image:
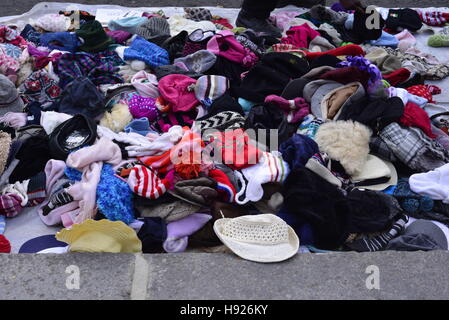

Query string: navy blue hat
19 234 67 253
280 133 320 170
137 217 167 253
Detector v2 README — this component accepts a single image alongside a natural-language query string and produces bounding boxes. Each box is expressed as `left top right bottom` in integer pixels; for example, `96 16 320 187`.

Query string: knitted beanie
208 168 236 203
174 50 217 74
234 151 290 205
0 234 11 253
108 17 148 34
196 111 245 133
128 95 160 121
127 165 172 200
76 20 114 53
194 75 229 107
136 17 171 46
124 36 170 68
158 74 199 112
0 215 4 234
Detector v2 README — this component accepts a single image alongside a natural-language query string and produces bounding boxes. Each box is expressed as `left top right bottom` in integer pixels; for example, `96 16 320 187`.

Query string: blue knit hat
280 133 320 170
108 16 148 34
40 32 80 52
124 36 170 68
369 31 399 48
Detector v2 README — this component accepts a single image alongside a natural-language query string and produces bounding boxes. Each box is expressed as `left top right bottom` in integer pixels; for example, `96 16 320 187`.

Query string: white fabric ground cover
1 2 449 253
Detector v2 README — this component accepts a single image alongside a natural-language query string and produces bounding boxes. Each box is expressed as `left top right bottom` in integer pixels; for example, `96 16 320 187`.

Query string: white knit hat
213 214 299 263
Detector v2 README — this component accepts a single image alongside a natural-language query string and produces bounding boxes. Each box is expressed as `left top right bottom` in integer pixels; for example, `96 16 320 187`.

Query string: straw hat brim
213 218 300 263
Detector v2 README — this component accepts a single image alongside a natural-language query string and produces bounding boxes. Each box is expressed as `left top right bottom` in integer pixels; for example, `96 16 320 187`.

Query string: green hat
76 20 114 53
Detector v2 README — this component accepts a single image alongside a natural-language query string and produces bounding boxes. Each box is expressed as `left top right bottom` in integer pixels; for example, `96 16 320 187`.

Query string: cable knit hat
235 151 290 205
136 17 171 46
174 50 217 74
0 74 24 116
158 74 199 112
75 20 114 53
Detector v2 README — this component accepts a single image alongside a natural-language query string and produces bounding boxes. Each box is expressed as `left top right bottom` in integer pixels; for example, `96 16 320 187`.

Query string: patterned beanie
136 17 171 46
184 8 213 22
194 75 229 107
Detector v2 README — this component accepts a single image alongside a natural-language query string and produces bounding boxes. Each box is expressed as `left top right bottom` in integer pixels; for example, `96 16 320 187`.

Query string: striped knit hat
234 151 290 205
127 165 172 200
194 75 230 107
208 169 236 203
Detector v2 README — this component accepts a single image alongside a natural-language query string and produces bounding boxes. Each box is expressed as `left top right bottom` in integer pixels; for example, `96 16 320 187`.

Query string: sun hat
0 74 24 116
56 219 142 253
213 213 299 263
351 154 398 191
75 20 114 53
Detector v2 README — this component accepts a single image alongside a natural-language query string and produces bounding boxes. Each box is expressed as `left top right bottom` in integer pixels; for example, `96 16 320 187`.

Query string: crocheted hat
213 214 299 263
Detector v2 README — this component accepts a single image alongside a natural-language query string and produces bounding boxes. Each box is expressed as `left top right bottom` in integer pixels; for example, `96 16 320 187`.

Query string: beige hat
56 219 142 253
351 154 398 191
213 214 299 263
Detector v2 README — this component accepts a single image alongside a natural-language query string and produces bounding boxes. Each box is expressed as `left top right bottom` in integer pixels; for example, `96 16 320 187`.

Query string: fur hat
0 131 12 176
315 120 372 176
99 103 133 133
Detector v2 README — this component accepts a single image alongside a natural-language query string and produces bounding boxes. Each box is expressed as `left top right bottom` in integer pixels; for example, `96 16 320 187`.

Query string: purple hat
128 95 160 121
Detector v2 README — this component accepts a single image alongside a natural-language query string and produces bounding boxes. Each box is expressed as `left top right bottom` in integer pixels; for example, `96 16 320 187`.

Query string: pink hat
131 71 159 98
158 74 199 113
206 30 258 68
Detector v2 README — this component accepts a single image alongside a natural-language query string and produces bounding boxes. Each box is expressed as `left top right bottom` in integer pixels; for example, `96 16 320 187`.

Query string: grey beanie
0 74 24 117
136 17 171 46
173 50 217 74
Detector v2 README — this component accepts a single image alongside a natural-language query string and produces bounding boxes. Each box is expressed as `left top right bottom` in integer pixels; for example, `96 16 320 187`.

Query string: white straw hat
213 214 299 263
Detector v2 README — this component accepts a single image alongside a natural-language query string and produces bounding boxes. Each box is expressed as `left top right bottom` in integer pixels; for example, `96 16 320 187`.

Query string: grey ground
1 251 449 300
2 0 449 300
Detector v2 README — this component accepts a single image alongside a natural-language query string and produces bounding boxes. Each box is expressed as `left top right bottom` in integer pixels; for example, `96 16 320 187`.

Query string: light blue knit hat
108 16 148 34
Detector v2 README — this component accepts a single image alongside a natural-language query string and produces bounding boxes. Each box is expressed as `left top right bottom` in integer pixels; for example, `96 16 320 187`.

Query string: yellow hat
56 219 142 253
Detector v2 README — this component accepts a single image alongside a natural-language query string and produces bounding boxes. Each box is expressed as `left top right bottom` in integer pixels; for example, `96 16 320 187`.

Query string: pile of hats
0 4 448 261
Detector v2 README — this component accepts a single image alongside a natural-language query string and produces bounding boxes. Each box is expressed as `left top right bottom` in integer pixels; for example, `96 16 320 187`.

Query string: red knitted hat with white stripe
208 169 236 203
127 165 171 199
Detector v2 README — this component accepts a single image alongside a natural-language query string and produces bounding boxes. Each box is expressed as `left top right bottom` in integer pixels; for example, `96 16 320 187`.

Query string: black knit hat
385 8 422 32
310 54 342 69
234 53 310 103
161 31 188 63
353 9 384 41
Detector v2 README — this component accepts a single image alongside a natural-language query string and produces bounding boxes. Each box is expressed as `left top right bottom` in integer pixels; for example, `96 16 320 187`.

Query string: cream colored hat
351 154 398 191
56 219 142 253
213 214 299 263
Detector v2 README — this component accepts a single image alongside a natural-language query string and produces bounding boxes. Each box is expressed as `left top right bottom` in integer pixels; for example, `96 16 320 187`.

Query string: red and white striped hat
127 165 170 199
